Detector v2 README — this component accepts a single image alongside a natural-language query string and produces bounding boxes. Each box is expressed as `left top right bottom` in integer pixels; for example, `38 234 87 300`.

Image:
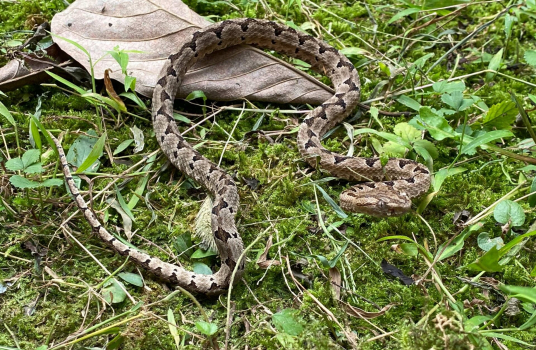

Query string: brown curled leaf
104 68 126 112
256 235 281 269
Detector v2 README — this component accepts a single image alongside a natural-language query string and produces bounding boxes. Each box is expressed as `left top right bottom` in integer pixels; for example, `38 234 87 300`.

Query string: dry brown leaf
341 301 396 320
50 0 333 104
256 235 281 269
0 44 74 92
329 267 341 300
104 68 126 111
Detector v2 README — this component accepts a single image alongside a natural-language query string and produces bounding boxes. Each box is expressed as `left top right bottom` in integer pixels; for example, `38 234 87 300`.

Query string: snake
51 18 430 295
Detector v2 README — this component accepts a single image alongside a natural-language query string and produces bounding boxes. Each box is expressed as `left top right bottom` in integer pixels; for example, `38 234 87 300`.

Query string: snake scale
52 19 430 295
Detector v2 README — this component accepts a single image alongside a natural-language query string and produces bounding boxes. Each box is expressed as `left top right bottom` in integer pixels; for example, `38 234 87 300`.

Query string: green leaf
465 246 503 272
477 232 504 252
328 241 348 268
387 8 420 24
106 334 125 350
486 48 503 82
504 13 515 39
173 113 191 124
524 50 536 67
185 90 207 102
464 315 492 332
378 62 391 76
462 130 513 155
315 184 347 218
482 101 517 130
118 272 143 287
413 139 439 160
498 230 536 257
113 139 134 155
191 248 218 259
24 163 44 174
174 233 193 258
115 185 135 221
124 75 136 92
480 332 535 347
272 309 304 336
21 149 40 168
193 262 213 275
529 177 536 207
499 284 536 304
422 0 468 10
167 309 181 348
382 141 407 157
436 224 479 261
494 200 525 227
520 310 536 331
353 128 411 149
32 116 56 156
45 71 88 95
397 95 421 111
9 175 41 189
41 178 63 188
50 31 92 63
339 47 367 56
29 118 41 150
101 278 127 304
441 91 474 112
82 92 126 113
108 48 130 74
400 243 419 256
417 107 454 141
195 321 218 336
393 122 420 142
432 80 465 93
0 100 16 126
5 157 25 171
120 92 146 110
433 167 466 192
75 132 106 174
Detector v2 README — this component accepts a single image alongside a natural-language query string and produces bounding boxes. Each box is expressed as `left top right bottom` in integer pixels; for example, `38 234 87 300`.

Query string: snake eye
377 200 385 209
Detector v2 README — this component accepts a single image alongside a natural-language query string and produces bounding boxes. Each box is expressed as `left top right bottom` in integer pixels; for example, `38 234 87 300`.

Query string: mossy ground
1 0 536 349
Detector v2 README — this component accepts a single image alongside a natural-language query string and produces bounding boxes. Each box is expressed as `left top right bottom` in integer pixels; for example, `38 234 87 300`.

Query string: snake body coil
53 19 430 295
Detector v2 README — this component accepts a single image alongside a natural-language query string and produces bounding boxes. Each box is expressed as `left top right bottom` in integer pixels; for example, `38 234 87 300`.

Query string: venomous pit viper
51 19 431 295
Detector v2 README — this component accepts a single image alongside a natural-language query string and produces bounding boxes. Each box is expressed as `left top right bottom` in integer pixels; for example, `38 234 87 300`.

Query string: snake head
339 185 412 217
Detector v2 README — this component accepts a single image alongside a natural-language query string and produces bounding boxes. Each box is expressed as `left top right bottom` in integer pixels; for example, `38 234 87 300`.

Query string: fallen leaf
256 235 281 269
50 0 333 104
341 301 395 319
329 267 341 300
104 68 126 111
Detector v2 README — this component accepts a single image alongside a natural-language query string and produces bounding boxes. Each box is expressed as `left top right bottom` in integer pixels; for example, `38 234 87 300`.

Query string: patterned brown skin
52 19 430 295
